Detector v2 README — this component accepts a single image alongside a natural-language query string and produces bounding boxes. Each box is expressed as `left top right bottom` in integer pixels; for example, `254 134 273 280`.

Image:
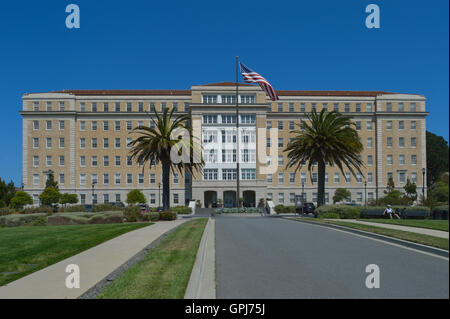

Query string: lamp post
422 167 426 199
364 180 367 207
302 181 305 202
92 181 97 205
158 183 161 208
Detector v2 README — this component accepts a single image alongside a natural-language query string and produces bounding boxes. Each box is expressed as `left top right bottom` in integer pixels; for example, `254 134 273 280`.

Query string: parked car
302 202 316 216
139 204 149 213
156 206 164 212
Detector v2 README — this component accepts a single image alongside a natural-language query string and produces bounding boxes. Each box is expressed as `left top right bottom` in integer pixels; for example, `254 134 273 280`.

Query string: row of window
31 172 182 186
32 137 133 149
267 191 373 204
269 102 418 113
32 101 190 113
32 193 180 205
266 172 373 184
203 168 256 180
203 114 256 124
202 95 255 104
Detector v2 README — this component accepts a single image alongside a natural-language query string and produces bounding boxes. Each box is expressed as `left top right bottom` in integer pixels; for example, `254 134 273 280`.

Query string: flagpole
235 56 240 208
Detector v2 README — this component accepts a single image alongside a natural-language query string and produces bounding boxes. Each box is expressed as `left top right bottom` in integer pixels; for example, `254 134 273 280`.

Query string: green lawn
296 218 449 250
97 218 208 299
357 219 449 232
0 223 151 286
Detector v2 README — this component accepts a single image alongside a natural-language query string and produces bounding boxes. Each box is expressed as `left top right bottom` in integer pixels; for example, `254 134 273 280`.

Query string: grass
0 223 151 286
97 218 208 299
295 218 449 251
357 219 449 232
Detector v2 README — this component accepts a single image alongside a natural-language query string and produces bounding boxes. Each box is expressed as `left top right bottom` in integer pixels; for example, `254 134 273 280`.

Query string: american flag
239 62 279 101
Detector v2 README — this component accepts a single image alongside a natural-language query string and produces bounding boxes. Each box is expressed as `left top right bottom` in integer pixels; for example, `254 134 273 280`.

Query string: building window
46 120 52 130
411 137 417 148
367 172 373 183
366 103 372 112
398 103 404 112
411 154 417 165
357 192 363 202
387 155 393 165
59 137 65 148
33 102 39 111
411 121 416 130
278 173 284 184
173 193 179 204
126 173 132 184
79 174 86 186
203 115 218 124
355 121 361 130
399 137 405 147
301 103 306 112
173 173 179 184
399 121 404 130
240 114 256 124
277 103 283 112
115 102 121 112
386 103 392 112
267 174 273 183
80 138 86 149
59 173 65 185
203 95 218 104
222 169 236 180
33 174 39 186
410 103 416 112
59 156 65 167
184 102 190 112
267 193 273 201
32 120 39 130
80 194 86 205
80 102 86 112
46 137 52 148
386 121 392 130
278 193 284 203
387 137 392 147
91 138 98 149
92 102 97 112
241 169 256 180
289 103 294 112
103 102 109 112
103 156 110 167
312 172 318 183
345 172 351 183
33 156 39 167
127 102 132 112
278 121 283 130
366 121 373 130
91 156 98 167
138 102 144 112
149 173 156 184
80 121 86 131
138 173 144 184
399 154 405 165
411 172 417 183
92 121 97 131
33 138 39 148
80 156 86 167
399 171 406 183
367 138 373 148
150 193 156 204
115 194 121 203
59 120 65 130
356 103 361 112
344 103 350 112
367 155 373 166
46 101 52 111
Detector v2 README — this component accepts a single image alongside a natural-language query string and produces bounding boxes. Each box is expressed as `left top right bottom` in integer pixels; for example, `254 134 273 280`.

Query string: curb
184 218 216 299
284 217 449 258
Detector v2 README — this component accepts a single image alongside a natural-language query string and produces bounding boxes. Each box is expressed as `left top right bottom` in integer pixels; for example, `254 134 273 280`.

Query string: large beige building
20 82 427 207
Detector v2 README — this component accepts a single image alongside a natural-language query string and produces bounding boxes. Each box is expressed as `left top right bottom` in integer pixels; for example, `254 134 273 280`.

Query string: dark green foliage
332 188 351 204
274 205 295 214
315 205 362 219
39 187 61 206
0 178 16 207
60 193 78 205
59 205 87 212
149 212 160 221
124 205 141 222
426 131 449 186
159 211 177 220
126 189 146 205
169 206 192 214
21 206 53 214
10 191 33 209
92 204 123 212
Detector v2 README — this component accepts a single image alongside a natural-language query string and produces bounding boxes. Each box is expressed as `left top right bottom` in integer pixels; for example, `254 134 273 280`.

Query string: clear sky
0 0 448 185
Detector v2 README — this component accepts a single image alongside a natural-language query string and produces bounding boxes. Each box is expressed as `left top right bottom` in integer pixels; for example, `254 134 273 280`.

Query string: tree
426 131 449 186
385 177 395 193
126 189 146 205
10 191 33 209
60 193 78 206
0 178 16 206
128 108 203 210
45 173 59 189
403 178 417 204
429 181 449 202
333 188 351 204
39 187 61 206
285 109 363 206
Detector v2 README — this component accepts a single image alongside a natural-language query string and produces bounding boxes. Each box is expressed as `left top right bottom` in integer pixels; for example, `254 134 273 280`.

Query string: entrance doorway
243 190 256 207
204 191 217 208
223 191 237 208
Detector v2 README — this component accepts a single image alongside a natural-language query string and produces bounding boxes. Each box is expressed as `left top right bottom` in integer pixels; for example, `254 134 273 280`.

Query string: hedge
0 213 47 227
363 206 429 213
47 212 124 226
434 205 449 213
169 206 192 214
159 211 177 220
92 204 124 212
315 205 362 219
274 205 295 214
214 207 262 214
59 205 87 213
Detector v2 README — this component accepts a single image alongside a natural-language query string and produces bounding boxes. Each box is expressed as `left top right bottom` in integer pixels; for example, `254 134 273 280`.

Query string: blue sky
0 0 448 185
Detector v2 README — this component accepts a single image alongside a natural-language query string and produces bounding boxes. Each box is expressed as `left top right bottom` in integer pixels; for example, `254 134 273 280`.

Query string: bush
169 206 192 214
434 205 449 212
31 216 48 226
149 212 160 221
21 206 54 214
124 205 141 222
317 212 341 219
59 205 87 213
10 191 33 209
274 205 295 214
315 205 362 219
159 211 177 221
0 207 12 216
126 189 146 205
47 212 124 226
92 204 123 212
0 213 47 227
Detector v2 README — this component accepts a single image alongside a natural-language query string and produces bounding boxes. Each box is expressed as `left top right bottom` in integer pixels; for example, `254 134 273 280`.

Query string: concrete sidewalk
0 220 187 299
331 219 449 239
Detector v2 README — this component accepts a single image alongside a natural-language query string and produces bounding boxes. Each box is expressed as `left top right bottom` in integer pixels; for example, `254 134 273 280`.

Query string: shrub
149 212 160 221
159 211 177 221
39 187 61 206
47 212 124 226
274 205 295 214
21 206 54 214
0 207 12 216
92 204 123 212
126 189 146 205
170 206 192 214
31 216 48 226
316 205 362 219
10 191 33 209
0 213 46 227
59 205 87 213
434 205 449 212
124 205 141 222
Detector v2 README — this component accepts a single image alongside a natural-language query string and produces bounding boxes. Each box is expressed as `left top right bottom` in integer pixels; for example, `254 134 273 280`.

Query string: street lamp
302 181 305 202
364 180 367 207
92 181 97 205
422 168 426 198
158 182 161 207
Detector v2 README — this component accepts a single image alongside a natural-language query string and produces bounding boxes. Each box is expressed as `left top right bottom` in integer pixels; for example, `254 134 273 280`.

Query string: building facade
20 82 428 207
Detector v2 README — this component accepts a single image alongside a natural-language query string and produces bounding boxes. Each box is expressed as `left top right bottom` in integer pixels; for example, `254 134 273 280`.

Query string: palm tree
285 109 364 207
128 108 203 210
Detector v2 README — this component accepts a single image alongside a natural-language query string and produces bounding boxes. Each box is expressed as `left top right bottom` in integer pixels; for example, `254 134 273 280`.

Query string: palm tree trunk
162 161 171 211
317 160 326 207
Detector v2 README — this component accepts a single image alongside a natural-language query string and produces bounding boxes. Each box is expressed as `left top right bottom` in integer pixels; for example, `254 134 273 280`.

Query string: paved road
215 217 449 299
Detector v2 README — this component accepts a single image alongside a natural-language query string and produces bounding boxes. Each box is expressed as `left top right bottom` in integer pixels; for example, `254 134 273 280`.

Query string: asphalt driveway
215 216 449 299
